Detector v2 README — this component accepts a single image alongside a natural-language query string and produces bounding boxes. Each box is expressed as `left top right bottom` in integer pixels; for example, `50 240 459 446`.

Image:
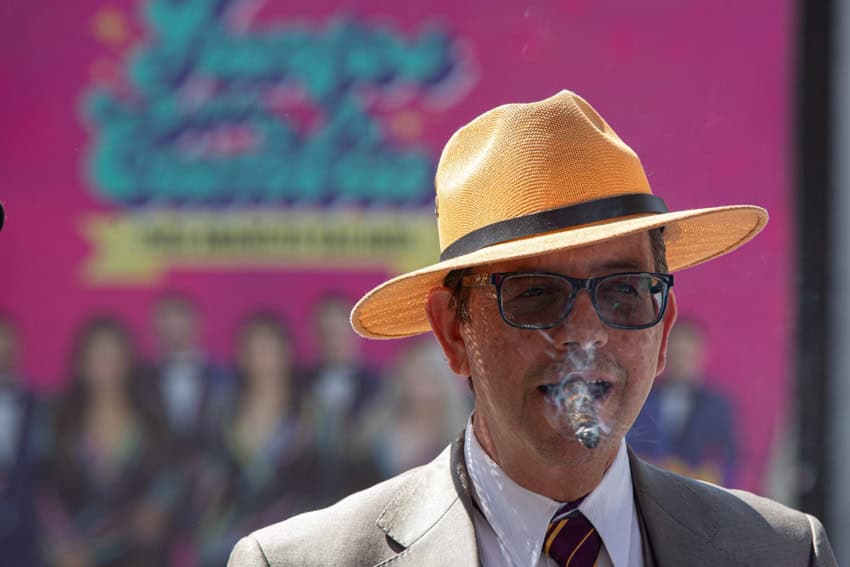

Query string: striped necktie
543 503 603 566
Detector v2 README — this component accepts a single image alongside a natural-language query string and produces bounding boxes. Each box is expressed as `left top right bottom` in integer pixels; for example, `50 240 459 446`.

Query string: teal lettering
85 0 467 206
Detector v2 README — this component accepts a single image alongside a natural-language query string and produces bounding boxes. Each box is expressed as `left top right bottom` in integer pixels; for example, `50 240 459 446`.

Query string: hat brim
351 205 767 339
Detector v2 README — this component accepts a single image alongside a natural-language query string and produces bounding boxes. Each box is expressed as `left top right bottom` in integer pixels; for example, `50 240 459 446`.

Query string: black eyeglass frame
460 271 674 330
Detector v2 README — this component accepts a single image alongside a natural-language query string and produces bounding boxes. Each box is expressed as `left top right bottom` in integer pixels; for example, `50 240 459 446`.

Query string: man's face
663 325 705 383
315 299 358 365
155 302 197 354
437 232 676 470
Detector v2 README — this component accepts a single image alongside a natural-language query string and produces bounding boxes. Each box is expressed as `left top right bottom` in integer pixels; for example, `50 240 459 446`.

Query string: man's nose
557 290 609 349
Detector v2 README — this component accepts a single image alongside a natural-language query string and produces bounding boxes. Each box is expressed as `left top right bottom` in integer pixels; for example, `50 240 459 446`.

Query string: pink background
0 0 792 492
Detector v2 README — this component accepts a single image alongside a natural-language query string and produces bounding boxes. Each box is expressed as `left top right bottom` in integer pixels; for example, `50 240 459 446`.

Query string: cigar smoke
536 333 608 449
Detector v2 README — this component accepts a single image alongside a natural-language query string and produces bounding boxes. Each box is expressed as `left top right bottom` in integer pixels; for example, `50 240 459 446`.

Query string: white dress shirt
465 422 644 567
161 351 204 434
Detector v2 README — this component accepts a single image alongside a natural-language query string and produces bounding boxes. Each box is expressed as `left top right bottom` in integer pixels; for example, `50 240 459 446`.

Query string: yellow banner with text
82 210 439 284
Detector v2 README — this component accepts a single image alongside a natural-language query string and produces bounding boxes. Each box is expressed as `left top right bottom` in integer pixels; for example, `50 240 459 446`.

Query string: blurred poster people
193 313 319 567
38 316 178 567
151 293 233 450
151 294 235 562
302 295 381 498
629 319 739 486
355 339 473 479
0 314 45 565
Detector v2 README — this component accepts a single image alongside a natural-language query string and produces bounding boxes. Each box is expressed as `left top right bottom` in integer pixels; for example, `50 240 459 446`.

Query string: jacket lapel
630 450 747 567
374 436 479 567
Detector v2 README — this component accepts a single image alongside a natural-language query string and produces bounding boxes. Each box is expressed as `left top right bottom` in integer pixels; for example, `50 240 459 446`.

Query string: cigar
562 379 602 449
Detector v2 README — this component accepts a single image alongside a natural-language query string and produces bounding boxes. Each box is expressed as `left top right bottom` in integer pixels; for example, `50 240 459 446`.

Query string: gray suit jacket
229 434 837 566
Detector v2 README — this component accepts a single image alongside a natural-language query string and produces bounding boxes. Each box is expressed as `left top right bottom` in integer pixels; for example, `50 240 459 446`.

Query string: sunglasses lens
595 274 666 328
499 274 572 328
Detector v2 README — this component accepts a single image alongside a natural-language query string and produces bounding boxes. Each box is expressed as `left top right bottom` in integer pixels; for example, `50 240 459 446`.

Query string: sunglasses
460 271 674 330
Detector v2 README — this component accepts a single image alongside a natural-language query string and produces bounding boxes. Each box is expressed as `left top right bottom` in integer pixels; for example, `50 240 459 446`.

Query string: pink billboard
1 0 791 498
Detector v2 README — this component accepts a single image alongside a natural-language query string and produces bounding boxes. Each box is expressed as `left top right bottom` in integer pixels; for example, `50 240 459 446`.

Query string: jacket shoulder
724 487 836 565
632 456 836 565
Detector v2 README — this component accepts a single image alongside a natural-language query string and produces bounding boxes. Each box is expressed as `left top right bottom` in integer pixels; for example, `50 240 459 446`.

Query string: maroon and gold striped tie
543 504 603 567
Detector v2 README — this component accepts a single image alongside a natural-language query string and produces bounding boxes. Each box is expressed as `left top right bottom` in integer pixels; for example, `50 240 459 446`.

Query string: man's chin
529 424 618 466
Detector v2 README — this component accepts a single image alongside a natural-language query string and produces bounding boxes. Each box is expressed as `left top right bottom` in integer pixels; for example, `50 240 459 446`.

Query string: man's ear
655 290 678 376
426 287 471 377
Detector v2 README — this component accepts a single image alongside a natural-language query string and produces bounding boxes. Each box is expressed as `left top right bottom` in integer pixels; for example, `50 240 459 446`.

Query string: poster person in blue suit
629 319 738 486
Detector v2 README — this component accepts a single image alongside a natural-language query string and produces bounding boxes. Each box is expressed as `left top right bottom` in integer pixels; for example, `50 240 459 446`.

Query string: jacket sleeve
808 514 838 567
228 536 271 567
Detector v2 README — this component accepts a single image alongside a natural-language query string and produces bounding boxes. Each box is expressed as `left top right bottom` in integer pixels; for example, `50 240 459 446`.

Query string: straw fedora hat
351 90 767 339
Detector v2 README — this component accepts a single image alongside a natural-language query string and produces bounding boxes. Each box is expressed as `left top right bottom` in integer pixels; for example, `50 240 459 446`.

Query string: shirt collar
465 419 636 567
579 434 636 567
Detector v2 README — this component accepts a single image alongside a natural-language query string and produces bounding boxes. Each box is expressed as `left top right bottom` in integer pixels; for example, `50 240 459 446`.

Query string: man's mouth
538 378 610 449
538 379 612 400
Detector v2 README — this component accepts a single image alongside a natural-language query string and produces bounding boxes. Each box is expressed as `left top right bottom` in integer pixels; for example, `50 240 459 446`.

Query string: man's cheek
619 331 663 374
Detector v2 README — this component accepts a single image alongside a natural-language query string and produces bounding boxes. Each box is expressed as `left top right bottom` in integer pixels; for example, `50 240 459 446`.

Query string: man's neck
471 415 618 502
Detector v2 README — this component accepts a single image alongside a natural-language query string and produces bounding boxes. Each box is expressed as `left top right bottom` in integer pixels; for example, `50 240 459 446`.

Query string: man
150 293 232 448
0 316 45 566
149 293 234 557
302 294 382 502
0 208 45 564
229 91 836 565
629 319 738 486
